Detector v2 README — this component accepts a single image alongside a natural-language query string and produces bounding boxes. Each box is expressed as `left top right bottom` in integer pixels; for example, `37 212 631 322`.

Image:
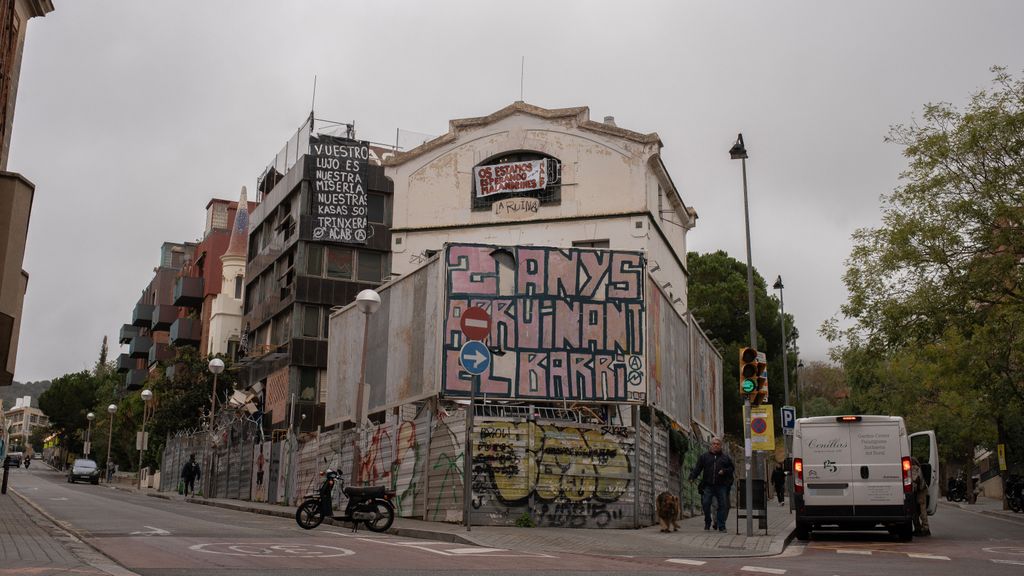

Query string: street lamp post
797 360 805 417
730 133 757 536
85 412 95 458
207 358 225 498
105 404 117 483
773 275 793 511
138 389 153 485
351 289 381 485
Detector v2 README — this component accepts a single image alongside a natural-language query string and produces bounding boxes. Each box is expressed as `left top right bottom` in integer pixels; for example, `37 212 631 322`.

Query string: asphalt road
13 466 1024 576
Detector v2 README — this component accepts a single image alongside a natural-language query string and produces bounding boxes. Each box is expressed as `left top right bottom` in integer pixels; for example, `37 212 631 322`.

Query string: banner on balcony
310 136 370 243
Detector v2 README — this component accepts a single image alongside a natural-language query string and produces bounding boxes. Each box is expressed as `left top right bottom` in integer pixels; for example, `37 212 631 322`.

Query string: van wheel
896 523 914 542
795 523 811 541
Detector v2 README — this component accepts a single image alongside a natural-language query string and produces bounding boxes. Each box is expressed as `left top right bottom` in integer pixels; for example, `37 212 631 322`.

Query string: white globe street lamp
85 412 95 458
351 289 381 484
105 403 117 482
138 389 154 482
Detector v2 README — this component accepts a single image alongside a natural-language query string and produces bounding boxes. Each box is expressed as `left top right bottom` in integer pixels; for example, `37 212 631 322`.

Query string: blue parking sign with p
781 405 796 430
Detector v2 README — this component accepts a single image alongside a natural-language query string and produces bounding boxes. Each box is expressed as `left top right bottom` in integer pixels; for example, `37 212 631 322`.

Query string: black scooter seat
343 485 387 498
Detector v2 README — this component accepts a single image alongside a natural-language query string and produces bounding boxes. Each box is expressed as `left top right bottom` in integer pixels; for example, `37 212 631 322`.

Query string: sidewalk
148 487 795 558
1 484 132 575
941 495 1024 522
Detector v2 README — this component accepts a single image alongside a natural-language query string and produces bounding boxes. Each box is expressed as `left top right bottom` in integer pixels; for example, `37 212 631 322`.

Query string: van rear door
800 420 854 509
849 419 904 510
910 430 939 515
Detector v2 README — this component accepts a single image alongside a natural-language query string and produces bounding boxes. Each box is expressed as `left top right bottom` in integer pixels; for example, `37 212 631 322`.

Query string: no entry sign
460 306 491 341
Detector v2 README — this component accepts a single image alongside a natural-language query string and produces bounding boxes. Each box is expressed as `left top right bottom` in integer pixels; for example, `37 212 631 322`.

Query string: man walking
771 462 787 506
689 437 735 532
181 454 201 497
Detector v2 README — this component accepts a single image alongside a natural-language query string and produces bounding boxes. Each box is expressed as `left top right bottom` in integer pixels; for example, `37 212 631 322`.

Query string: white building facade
387 102 696 312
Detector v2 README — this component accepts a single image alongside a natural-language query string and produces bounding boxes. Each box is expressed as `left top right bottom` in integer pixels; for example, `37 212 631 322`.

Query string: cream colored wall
387 110 691 316
389 114 656 232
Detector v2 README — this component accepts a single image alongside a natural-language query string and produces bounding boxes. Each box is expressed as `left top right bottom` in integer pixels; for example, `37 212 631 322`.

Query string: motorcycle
295 468 395 532
946 476 967 502
1007 475 1024 513
23 458 30 469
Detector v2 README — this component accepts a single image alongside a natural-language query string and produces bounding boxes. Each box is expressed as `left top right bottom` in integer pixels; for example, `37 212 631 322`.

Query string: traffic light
739 347 758 401
756 357 768 405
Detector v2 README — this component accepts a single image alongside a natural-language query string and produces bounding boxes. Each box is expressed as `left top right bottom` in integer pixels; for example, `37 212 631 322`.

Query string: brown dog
657 491 680 532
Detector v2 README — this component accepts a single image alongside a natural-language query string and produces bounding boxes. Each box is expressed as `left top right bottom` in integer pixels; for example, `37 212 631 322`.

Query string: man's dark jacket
689 451 735 487
181 461 201 482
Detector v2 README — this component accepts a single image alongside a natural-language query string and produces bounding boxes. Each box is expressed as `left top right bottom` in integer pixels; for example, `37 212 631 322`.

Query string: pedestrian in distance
106 460 115 483
181 454 202 497
772 462 787 506
689 437 735 532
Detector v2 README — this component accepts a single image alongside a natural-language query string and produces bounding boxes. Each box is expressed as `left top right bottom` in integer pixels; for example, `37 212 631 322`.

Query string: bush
515 512 535 528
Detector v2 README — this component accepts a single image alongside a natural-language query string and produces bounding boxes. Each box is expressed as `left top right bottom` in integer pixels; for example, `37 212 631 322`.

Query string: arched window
471 151 561 211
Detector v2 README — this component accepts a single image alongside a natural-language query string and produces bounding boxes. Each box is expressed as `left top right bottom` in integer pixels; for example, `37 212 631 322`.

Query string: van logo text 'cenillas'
808 438 849 449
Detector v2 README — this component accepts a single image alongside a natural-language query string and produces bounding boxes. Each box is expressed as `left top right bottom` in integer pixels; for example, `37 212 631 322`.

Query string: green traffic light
742 378 756 393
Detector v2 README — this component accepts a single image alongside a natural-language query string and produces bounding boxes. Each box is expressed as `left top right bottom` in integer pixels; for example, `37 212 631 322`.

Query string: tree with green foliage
827 67 1024 485
688 250 799 438
139 347 238 469
38 371 100 456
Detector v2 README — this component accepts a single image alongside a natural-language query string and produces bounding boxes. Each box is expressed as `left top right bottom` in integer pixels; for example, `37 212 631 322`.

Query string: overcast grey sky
9 0 1024 383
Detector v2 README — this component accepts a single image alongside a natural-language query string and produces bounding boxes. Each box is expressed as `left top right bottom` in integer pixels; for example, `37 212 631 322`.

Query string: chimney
603 115 617 126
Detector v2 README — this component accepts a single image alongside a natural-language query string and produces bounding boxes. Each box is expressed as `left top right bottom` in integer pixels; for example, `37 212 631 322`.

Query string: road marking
190 543 354 558
837 549 872 555
131 526 170 536
984 546 1024 555
666 558 707 566
49 497 68 501
907 553 949 560
991 559 1024 566
444 547 508 554
741 567 786 574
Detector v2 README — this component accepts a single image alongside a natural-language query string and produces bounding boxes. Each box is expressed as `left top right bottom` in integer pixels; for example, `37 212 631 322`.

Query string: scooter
295 467 395 532
23 458 30 469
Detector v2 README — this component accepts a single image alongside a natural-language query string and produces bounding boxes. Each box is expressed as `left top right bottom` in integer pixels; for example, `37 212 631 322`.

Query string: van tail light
794 458 804 494
902 457 912 493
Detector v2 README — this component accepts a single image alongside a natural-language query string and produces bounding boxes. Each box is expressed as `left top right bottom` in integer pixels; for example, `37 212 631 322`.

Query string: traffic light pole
739 144 756 538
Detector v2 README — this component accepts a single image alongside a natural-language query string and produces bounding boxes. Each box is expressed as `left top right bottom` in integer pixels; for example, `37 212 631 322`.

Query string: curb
9 488 141 576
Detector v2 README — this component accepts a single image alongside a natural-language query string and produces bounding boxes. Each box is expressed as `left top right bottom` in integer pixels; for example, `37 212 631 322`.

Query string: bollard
1 456 10 494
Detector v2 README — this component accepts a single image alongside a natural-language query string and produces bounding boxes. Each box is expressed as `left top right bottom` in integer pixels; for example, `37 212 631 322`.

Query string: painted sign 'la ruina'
442 243 646 403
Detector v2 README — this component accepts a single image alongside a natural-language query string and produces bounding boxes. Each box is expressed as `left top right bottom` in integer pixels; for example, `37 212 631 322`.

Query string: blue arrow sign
781 405 796 430
459 341 491 375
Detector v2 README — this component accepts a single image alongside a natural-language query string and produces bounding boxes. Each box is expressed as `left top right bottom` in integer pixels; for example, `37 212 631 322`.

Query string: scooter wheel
295 499 324 530
364 499 395 533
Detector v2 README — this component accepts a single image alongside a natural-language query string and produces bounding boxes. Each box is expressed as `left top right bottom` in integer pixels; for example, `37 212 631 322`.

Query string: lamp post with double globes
105 403 117 483
351 289 381 485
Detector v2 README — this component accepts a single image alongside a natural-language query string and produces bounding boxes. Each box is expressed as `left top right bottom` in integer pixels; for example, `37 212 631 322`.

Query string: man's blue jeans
701 484 730 530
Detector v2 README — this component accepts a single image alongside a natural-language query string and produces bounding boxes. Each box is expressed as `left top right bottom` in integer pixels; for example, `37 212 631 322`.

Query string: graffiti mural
470 420 635 528
443 244 647 403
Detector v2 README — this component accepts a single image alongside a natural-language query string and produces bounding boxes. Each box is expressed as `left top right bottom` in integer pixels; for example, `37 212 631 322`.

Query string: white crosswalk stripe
666 558 707 566
991 559 1024 566
907 553 950 560
836 549 872 555
740 566 786 574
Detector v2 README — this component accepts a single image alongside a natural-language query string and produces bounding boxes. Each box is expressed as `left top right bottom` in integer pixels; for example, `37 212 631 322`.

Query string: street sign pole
463 373 479 532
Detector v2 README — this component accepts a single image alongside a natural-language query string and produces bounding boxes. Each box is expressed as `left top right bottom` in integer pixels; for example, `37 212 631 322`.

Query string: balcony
173 276 204 308
125 368 148 391
170 317 201 347
148 342 175 366
128 335 153 359
151 305 178 331
116 353 132 373
119 324 139 344
132 303 154 328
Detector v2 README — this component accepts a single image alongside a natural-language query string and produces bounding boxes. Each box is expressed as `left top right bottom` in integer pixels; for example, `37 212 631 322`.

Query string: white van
792 415 937 541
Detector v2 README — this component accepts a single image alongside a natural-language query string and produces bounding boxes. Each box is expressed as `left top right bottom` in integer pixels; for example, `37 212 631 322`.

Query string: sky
9 0 1024 383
